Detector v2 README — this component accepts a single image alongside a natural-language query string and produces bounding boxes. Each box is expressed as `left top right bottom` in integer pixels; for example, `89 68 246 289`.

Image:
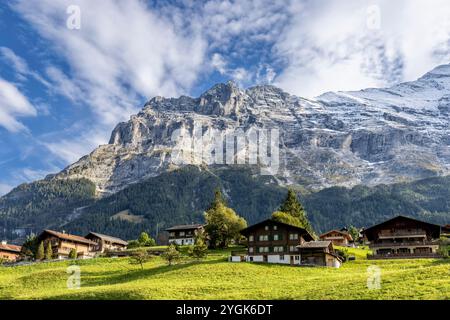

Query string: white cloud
12 0 207 163
0 78 36 132
0 47 29 76
274 0 450 97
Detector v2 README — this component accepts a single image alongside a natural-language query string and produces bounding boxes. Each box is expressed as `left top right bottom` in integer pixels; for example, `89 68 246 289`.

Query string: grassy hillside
1 166 450 241
0 249 449 300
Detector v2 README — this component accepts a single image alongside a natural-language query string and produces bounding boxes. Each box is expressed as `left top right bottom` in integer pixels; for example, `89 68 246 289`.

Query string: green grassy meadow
0 247 449 300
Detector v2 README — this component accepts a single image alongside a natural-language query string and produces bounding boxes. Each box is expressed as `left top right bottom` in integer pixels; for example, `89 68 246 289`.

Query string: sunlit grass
0 248 448 300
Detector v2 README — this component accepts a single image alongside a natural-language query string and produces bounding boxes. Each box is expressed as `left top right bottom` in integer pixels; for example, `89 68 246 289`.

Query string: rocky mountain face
54 64 450 195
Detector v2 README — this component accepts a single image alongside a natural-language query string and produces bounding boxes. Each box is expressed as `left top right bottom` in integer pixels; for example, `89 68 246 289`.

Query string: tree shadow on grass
80 259 225 288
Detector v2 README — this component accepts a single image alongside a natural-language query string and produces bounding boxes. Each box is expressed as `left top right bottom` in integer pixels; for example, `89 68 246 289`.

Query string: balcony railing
368 252 441 259
378 230 426 238
370 241 438 248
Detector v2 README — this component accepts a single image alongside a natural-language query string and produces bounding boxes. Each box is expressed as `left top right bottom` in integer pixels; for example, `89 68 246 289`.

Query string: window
249 235 254 242
179 231 185 236
289 245 297 252
265 226 269 231
273 225 278 230
279 255 285 260
249 247 254 253
295 256 300 261
169 232 175 237
259 235 269 241
273 234 279 241
273 246 284 253
289 233 299 240
258 247 269 253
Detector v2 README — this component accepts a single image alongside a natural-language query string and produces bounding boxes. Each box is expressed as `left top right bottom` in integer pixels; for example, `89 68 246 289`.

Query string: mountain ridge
50 63 450 195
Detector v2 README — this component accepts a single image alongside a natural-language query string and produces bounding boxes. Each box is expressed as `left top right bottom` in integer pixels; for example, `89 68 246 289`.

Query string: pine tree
188 230 208 260
36 242 45 260
274 189 315 236
45 242 53 260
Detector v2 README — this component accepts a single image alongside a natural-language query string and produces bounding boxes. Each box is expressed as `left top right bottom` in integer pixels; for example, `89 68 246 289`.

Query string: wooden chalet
37 230 96 259
362 216 442 259
442 225 450 238
231 219 316 266
319 229 353 246
0 241 22 262
85 232 128 253
165 224 204 245
296 241 343 267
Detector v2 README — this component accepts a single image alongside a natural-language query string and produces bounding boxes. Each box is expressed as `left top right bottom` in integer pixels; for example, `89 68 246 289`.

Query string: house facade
165 224 204 245
362 216 442 259
37 230 97 259
85 232 128 253
0 241 22 262
231 219 314 265
319 230 353 246
297 241 342 268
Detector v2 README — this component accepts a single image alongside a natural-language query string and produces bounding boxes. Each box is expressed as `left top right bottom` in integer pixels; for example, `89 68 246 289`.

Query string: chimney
62 230 66 234
1 240 7 245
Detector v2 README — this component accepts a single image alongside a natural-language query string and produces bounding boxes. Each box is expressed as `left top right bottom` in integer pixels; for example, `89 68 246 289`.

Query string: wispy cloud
274 0 450 97
0 77 36 132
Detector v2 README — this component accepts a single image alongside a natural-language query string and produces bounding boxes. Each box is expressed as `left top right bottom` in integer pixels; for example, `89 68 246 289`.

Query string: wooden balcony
368 252 441 260
370 241 437 248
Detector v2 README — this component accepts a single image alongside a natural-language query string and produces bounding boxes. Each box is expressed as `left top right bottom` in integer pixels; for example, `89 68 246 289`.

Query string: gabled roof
362 215 442 234
319 230 353 241
240 219 314 241
39 230 96 245
85 232 128 246
165 224 204 232
297 240 332 249
0 243 22 253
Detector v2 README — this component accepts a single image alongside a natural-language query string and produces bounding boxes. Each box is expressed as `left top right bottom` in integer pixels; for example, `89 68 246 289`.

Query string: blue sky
1 0 450 195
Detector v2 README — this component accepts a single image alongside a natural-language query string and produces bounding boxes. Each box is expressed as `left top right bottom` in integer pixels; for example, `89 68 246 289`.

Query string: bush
162 244 181 266
68 249 77 259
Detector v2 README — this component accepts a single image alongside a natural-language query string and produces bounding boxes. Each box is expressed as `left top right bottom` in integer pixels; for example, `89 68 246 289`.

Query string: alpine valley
2 64 450 242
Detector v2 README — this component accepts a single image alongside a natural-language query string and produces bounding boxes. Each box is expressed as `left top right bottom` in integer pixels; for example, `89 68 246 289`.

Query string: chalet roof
240 219 314 241
85 232 128 246
362 215 441 234
297 241 332 249
39 230 96 245
0 243 22 253
319 230 353 241
165 224 204 232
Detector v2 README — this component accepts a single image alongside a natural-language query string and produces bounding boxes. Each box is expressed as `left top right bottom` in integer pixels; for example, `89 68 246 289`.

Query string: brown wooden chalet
362 216 442 259
442 225 450 238
232 219 314 265
165 224 204 245
296 241 343 267
85 232 128 253
319 229 353 246
37 230 96 259
0 241 22 262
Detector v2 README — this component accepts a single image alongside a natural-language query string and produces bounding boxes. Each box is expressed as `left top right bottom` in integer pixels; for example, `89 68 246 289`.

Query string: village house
230 219 316 266
442 225 450 238
319 229 353 247
165 224 204 245
296 240 343 267
85 232 128 253
0 241 22 262
362 216 442 259
37 230 97 259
